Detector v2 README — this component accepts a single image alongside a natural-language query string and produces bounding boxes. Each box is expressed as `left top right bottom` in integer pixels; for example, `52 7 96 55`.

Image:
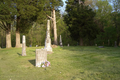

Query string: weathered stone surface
44 20 52 53
35 49 47 67
59 35 63 47
22 35 26 56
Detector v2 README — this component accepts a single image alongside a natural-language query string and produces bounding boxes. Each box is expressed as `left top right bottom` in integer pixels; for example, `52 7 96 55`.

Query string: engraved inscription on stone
36 49 47 67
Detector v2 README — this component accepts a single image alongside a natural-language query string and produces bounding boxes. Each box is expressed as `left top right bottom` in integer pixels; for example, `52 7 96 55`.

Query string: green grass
0 46 120 80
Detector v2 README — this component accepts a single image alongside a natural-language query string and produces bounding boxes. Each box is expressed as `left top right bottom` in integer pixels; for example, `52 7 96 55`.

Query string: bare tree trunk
1 30 4 48
15 16 21 48
15 30 21 48
6 30 11 48
53 9 58 45
80 37 83 46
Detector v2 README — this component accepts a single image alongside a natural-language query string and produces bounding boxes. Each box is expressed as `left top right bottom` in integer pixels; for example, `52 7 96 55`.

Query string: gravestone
77 42 79 46
36 45 38 47
59 35 63 47
22 35 26 56
44 20 52 53
115 41 117 47
68 44 69 47
108 39 110 46
29 45 32 47
36 49 47 67
95 44 97 46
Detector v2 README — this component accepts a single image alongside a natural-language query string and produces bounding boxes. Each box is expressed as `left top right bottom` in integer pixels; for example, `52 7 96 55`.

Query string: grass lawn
0 46 120 80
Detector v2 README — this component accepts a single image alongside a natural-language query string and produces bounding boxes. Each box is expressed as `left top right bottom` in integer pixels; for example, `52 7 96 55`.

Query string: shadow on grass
29 59 35 66
17 53 21 56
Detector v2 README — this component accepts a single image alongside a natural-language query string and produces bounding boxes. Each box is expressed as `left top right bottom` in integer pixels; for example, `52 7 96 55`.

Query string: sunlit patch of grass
0 46 120 80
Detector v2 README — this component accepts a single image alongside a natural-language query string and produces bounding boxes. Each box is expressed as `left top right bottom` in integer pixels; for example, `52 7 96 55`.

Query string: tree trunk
53 9 58 45
15 30 21 48
80 37 83 46
117 35 120 46
6 30 11 48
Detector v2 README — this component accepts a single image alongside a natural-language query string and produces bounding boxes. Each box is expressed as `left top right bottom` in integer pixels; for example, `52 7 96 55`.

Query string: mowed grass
0 46 120 80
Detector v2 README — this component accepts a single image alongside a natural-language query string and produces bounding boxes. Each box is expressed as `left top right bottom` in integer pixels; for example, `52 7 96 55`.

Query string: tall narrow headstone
115 41 117 47
68 43 69 47
22 35 26 56
44 20 52 53
108 39 110 46
59 35 63 47
36 49 47 67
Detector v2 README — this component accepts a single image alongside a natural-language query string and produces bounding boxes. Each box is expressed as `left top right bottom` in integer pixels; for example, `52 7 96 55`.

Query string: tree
111 0 120 45
13 0 39 47
94 0 113 31
43 0 63 45
0 0 16 48
64 0 99 46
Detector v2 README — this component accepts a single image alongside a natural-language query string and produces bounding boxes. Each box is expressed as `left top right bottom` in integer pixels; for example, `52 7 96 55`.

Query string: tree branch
46 15 53 20
56 19 61 23
1 21 8 30
44 12 53 20
0 23 6 31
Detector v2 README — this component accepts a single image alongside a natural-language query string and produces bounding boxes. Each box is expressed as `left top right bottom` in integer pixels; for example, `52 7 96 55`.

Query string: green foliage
64 1 100 45
0 29 6 48
95 26 117 46
25 23 46 46
57 18 77 46
0 0 16 30
94 0 113 28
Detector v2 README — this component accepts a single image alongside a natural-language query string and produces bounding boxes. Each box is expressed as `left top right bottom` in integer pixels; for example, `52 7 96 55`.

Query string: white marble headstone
44 20 52 53
22 35 26 56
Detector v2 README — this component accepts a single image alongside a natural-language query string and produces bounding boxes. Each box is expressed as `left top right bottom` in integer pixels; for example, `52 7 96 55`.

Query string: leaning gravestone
22 35 26 56
44 20 52 53
36 49 47 67
59 35 63 47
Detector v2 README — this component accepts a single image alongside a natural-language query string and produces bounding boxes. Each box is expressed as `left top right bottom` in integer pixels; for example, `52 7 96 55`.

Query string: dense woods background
0 0 120 48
